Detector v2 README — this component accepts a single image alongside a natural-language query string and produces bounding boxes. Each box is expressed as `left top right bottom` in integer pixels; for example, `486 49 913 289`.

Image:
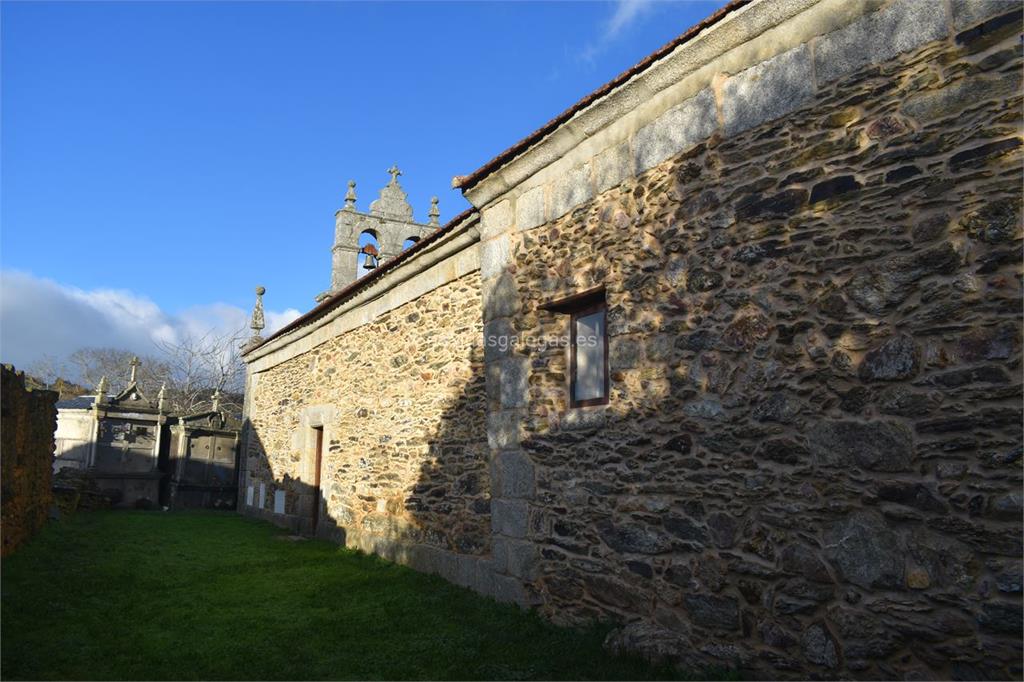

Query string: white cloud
582 0 656 62
0 270 300 374
606 0 654 37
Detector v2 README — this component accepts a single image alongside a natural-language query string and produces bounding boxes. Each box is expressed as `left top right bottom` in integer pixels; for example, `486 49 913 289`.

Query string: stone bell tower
318 166 440 301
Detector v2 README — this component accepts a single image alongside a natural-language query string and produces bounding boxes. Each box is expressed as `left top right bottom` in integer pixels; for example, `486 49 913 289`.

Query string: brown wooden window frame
539 287 610 409
569 299 609 408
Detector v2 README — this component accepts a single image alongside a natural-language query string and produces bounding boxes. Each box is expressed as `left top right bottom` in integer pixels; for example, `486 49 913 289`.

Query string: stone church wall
472 1 1023 679
242 270 497 587
241 0 1022 677
1 365 57 556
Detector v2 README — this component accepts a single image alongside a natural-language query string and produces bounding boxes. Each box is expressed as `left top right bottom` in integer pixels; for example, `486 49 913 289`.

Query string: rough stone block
558 406 608 431
594 141 633 194
480 199 512 240
496 449 535 499
550 163 593 220
468 559 498 598
814 0 949 85
482 273 520 322
483 317 515 363
505 539 538 580
492 573 530 606
516 185 546 232
491 536 510 574
634 88 717 172
492 498 529 538
499 357 529 409
903 74 1022 123
487 409 522 450
485 362 502 404
952 0 1021 30
722 44 814 137
480 233 511 280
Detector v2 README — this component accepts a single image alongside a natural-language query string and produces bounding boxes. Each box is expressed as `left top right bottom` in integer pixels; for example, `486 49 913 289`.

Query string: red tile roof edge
452 0 750 193
246 206 478 354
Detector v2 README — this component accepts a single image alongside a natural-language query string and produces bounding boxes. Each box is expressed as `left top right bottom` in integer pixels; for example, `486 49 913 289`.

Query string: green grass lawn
2 511 691 680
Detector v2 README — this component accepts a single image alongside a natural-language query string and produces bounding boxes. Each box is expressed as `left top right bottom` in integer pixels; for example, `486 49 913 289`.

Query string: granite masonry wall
241 0 1023 677
472 2 1023 679
242 272 497 582
1 365 57 556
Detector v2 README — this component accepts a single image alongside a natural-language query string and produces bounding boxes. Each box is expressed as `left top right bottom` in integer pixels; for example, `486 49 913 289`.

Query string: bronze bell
361 244 379 271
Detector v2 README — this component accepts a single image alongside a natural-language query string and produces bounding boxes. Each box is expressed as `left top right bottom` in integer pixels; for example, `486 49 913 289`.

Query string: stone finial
428 196 440 226
128 356 140 383
211 388 221 412
96 376 108 402
251 286 266 337
369 167 414 220
344 180 357 210
157 383 166 412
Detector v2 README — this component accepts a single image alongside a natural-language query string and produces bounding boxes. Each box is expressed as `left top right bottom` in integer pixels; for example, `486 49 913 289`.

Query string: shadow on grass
1 511 736 681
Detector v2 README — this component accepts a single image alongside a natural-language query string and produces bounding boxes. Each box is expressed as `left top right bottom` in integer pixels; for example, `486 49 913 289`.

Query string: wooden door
312 427 324 531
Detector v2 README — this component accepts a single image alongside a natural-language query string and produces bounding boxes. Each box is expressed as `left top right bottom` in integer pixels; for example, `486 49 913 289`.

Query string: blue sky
1 0 724 371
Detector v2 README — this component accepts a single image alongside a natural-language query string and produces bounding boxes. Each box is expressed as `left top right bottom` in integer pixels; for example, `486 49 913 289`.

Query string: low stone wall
1 365 58 555
483 13 1023 680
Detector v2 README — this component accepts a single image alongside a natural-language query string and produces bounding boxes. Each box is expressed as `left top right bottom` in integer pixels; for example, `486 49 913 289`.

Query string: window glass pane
574 310 606 402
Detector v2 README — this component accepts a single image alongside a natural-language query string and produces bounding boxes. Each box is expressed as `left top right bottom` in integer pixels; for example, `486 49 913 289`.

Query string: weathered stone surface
551 164 593 221
723 44 814 136
952 0 1022 30
706 512 738 549
875 481 947 512
722 311 771 350
858 334 920 382
824 511 904 589
752 392 801 424
758 438 808 465
664 516 708 546
809 175 861 204
801 622 839 668
949 138 1022 169
597 519 672 555
604 622 691 664
829 606 901 659
686 268 723 293
481 199 512 239
957 323 1019 362
516 185 546 232
780 544 832 583
845 242 960 313
978 602 1023 634
683 593 740 631
959 198 1020 244
809 420 914 472
495 449 534 499
735 189 807 223
955 9 1024 50
814 0 949 84
480 234 511 280
492 499 528 539
2 366 57 556
634 89 716 173
594 142 632 195
904 74 1023 123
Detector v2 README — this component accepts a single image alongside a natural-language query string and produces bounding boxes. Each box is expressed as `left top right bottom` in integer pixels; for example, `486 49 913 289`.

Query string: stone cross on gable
129 356 140 383
387 165 402 185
